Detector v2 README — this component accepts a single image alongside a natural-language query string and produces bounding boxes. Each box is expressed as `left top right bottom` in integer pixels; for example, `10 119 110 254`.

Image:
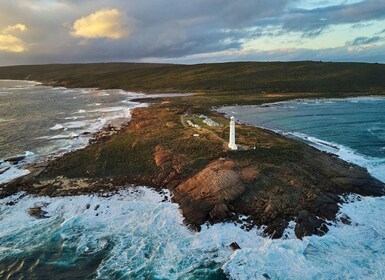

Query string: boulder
28 206 49 219
209 203 232 222
229 242 241 250
173 159 246 226
295 210 328 238
240 167 259 183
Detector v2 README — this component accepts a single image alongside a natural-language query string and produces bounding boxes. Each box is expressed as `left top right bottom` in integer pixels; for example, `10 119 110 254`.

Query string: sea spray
1 189 384 279
0 188 243 279
223 196 385 279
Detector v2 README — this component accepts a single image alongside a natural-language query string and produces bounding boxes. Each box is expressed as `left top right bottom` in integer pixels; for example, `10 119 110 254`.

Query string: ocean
0 80 147 184
1 82 385 279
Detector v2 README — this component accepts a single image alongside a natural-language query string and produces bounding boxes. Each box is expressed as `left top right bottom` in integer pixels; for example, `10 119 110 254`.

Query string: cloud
3 23 27 34
347 36 383 46
1 0 385 65
71 8 131 40
0 23 28 53
282 0 385 37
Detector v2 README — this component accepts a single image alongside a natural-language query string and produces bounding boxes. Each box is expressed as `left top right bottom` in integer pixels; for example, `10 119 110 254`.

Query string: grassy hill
1 61 385 95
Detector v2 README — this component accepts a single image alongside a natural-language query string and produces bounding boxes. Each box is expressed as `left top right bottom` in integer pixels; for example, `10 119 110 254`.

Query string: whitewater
1 82 385 279
0 80 147 184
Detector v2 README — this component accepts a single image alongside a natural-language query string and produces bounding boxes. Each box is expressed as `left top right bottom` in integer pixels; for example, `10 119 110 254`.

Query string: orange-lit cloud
0 24 28 53
3 23 27 34
71 8 131 40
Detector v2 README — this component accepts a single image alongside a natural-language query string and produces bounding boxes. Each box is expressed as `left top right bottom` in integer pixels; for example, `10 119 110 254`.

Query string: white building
203 118 219 126
199 114 220 126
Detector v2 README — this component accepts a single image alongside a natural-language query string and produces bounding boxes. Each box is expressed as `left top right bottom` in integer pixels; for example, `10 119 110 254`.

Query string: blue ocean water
219 97 385 182
1 86 385 279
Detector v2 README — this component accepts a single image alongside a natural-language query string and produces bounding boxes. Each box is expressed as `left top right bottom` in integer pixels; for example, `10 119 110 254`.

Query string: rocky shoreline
0 119 135 196
1 103 384 239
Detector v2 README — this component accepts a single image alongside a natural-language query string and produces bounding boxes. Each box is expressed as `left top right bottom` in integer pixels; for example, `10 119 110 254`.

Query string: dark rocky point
28 206 50 219
4 155 26 164
229 242 241 250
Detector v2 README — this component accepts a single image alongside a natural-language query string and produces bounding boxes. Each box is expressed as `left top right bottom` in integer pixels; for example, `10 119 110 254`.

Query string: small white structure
194 124 201 129
203 118 220 127
198 114 220 127
228 116 238 150
186 120 201 129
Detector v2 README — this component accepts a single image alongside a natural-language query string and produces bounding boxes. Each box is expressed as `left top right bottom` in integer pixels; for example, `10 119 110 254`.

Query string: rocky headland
1 101 384 239
1 62 385 239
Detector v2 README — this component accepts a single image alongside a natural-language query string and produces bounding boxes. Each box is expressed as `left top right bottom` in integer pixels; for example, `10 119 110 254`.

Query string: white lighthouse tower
228 116 238 150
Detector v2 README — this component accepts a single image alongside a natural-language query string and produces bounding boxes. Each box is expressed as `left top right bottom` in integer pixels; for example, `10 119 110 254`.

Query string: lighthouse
228 116 238 150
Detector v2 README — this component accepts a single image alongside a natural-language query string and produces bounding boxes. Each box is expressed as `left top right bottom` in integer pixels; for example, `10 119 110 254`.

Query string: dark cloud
347 36 383 46
0 0 385 65
282 0 385 37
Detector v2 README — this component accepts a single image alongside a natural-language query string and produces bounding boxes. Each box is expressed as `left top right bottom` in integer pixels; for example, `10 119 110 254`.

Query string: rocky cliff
172 144 385 238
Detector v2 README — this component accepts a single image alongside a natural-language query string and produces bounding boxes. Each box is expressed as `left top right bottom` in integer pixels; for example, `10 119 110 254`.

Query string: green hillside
1 61 385 95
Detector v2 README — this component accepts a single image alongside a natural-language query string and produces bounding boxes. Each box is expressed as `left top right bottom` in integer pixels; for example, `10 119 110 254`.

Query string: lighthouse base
228 143 238 150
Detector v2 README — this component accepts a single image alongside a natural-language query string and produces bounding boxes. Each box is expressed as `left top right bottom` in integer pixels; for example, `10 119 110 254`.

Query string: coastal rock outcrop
173 159 246 226
294 210 328 238
172 144 385 238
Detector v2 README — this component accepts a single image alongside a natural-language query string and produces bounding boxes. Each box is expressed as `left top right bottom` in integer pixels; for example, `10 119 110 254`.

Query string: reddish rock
154 145 173 167
173 159 246 225
240 167 259 183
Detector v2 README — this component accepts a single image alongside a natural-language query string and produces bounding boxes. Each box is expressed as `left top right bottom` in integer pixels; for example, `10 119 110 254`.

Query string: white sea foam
88 106 129 113
225 195 385 279
0 82 149 185
0 188 238 278
49 124 65 131
64 116 85 120
62 120 90 129
0 189 384 279
38 132 79 140
281 131 385 182
98 92 110 96
0 162 30 184
87 103 102 107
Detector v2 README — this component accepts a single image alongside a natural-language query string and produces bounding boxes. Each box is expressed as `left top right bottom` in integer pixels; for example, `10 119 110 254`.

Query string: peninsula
1 61 384 239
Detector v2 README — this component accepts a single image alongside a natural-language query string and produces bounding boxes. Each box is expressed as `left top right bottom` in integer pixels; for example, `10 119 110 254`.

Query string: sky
0 0 385 66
